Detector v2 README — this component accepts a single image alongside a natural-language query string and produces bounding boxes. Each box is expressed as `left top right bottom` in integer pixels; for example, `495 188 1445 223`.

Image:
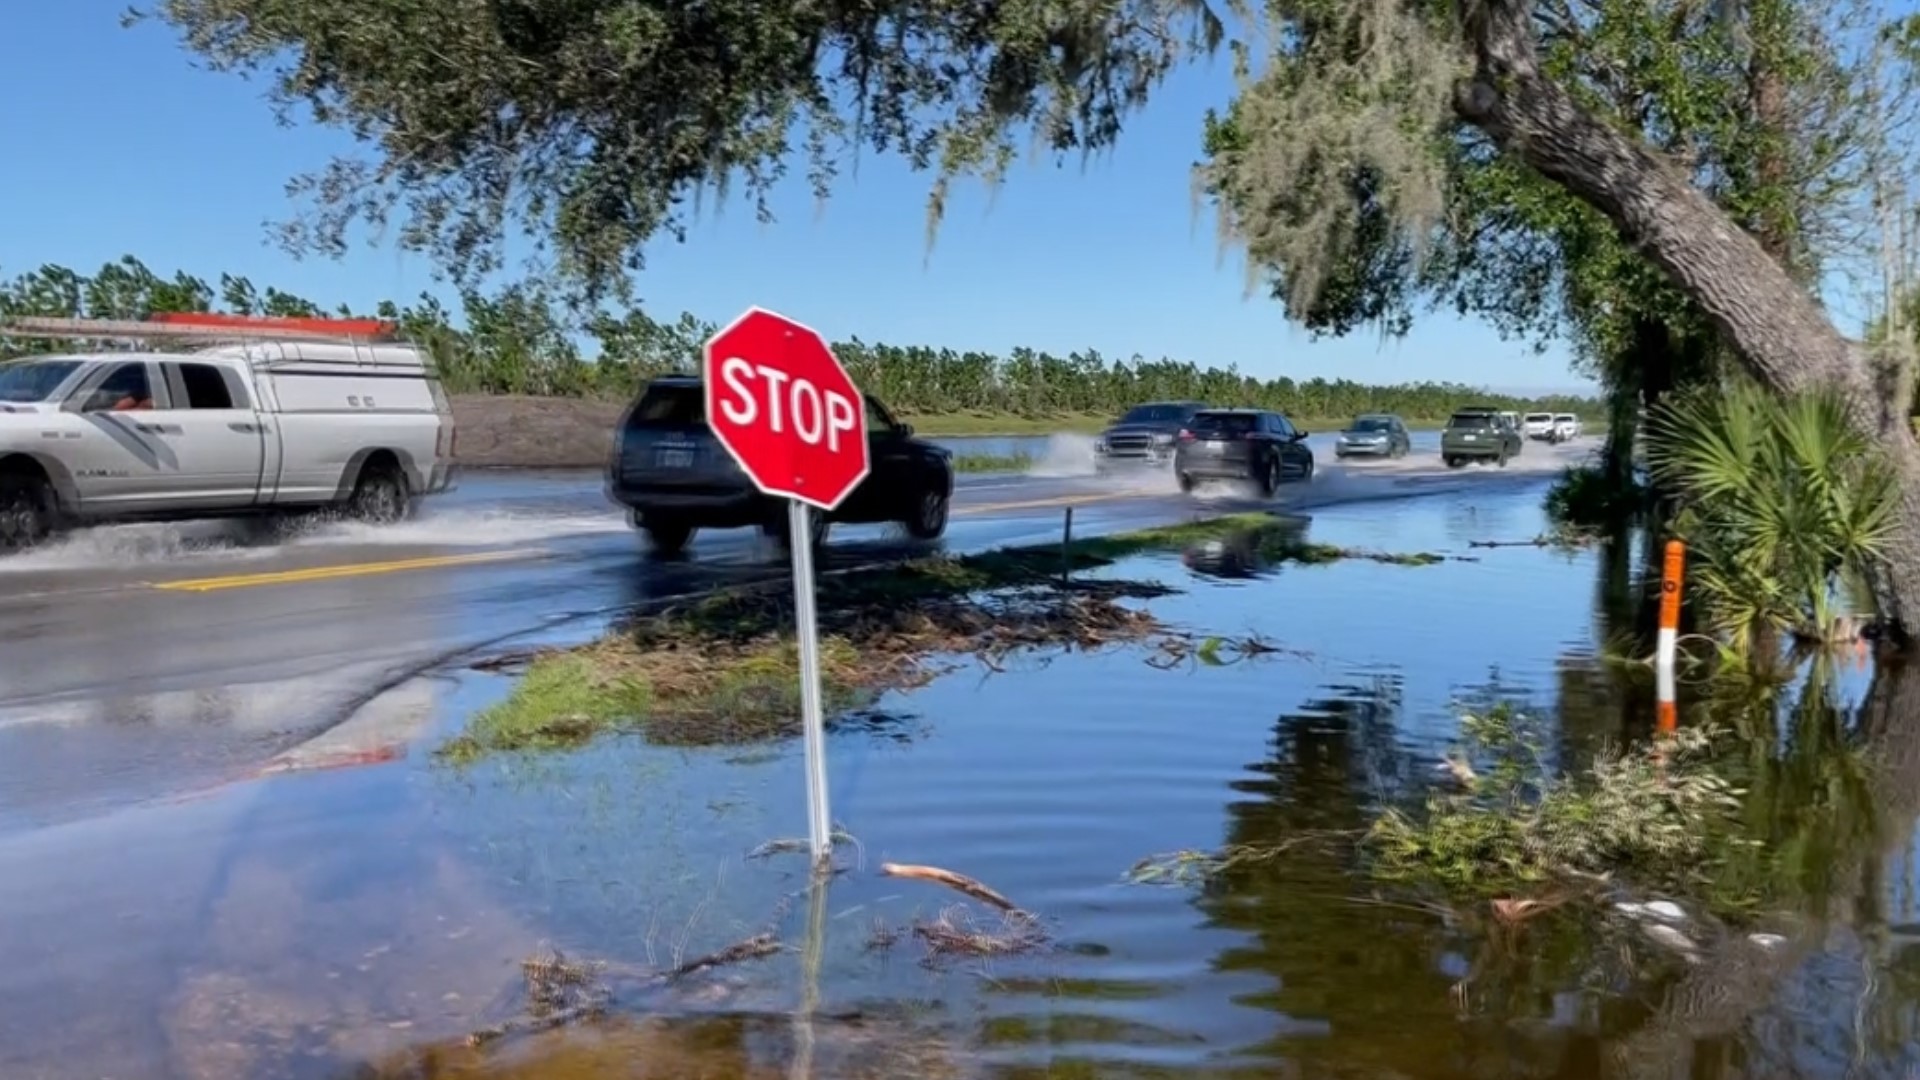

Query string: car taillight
1178 428 1195 442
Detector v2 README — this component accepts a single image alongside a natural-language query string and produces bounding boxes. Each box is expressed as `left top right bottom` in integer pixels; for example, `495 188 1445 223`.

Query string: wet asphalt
0 436 1599 833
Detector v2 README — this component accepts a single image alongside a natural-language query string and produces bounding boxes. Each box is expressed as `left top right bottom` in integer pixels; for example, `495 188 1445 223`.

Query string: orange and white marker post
1655 539 1686 735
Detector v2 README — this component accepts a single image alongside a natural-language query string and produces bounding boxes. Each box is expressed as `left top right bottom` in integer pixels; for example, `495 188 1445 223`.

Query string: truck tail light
1177 428 1195 442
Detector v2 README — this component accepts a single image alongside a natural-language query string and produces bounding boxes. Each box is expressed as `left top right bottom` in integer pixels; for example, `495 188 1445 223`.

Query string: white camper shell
0 315 458 549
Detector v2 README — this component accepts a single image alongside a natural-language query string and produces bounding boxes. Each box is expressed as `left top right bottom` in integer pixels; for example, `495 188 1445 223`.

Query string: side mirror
896 422 914 438
1295 429 1310 440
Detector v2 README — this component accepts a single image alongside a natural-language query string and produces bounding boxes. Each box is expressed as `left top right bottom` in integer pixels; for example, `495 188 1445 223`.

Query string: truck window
173 363 239 409
80 363 153 413
0 359 81 403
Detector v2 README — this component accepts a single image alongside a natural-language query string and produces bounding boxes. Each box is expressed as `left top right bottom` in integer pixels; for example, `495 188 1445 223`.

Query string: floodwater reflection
1178 656 1920 1078
7 488 1920 1079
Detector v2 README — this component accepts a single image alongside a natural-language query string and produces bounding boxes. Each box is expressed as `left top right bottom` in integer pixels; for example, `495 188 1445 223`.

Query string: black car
1173 408 1316 495
606 375 955 555
1093 400 1208 470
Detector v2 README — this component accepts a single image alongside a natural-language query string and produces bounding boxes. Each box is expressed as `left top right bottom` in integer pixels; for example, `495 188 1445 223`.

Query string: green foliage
1542 462 1650 536
1197 0 1869 382
136 0 1226 298
1646 380 1897 646
1368 706 1751 901
0 256 1602 420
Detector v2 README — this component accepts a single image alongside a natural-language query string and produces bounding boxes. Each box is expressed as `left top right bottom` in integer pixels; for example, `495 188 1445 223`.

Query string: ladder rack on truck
0 314 442 378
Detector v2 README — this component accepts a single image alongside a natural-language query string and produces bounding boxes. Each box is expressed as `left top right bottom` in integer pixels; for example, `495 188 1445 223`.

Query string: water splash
1025 433 1101 478
0 507 626 572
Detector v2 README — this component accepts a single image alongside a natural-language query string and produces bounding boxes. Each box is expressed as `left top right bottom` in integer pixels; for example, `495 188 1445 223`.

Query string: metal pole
787 872 830 1080
1060 506 1074 587
1654 539 1686 735
789 498 833 863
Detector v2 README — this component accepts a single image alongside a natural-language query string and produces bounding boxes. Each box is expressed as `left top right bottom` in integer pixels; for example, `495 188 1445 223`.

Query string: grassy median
438 513 1449 763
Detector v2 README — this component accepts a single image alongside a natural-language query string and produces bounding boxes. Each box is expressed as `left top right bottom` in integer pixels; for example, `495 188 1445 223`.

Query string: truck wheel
643 518 695 556
1178 472 1196 494
903 486 950 540
347 462 412 524
1445 456 1466 469
0 473 54 550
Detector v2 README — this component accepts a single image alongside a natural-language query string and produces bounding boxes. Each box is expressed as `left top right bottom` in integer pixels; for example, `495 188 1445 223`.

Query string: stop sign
703 306 870 511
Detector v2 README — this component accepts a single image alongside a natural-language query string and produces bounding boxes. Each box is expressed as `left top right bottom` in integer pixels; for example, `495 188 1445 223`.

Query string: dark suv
1094 401 1208 470
1173 408 1316 495
606 375 955 555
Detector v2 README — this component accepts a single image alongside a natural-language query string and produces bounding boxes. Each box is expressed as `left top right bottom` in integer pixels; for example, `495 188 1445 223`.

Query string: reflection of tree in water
1196 674 1494 1075
1189 659 1920 1078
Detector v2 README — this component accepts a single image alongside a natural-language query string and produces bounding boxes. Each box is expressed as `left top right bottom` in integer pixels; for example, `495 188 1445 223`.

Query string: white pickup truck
0 314 458 549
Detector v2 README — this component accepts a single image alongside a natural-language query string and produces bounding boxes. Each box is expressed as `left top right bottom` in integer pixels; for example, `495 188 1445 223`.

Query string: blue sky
0 2 1593 394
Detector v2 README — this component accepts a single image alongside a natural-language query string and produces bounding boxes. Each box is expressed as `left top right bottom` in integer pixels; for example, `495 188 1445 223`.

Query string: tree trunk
1453 0 1920 645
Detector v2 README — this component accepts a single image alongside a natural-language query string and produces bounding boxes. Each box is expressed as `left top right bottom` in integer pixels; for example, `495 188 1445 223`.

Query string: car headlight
1152 432 1174 444
1093 438 1108 453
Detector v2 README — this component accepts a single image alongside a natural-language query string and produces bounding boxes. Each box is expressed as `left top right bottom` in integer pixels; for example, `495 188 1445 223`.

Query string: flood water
4 479 1920 1078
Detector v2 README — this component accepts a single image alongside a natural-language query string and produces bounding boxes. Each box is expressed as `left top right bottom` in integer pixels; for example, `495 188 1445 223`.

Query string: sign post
704 307 870 865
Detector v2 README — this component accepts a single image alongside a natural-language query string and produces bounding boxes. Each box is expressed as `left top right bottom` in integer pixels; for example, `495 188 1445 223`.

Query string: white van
0 315 457 548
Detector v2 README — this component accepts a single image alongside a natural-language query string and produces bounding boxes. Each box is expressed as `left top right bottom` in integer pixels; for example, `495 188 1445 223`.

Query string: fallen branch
665 932 782 980
880 861 1022 913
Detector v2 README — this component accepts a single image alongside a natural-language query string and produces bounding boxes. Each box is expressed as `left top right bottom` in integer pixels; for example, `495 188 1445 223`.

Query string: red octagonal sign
704 306 870 511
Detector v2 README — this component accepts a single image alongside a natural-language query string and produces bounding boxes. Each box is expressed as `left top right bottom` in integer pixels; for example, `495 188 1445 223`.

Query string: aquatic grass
441 654 651 763
440 511 1448 762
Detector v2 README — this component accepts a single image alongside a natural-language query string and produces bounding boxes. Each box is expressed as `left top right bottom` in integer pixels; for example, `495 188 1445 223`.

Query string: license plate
1462 434 1477 442
656 448 694 468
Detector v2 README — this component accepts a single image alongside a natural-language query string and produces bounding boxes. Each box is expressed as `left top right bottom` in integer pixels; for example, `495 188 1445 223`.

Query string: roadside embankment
447 394 1460 469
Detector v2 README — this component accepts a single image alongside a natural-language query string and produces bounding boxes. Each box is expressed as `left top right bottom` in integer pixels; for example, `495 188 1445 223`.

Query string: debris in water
467 949 613 1048
1642 900 1688 924
465 930 786 1050
1489 895 1566 925
910 905 1051 964
665 933 782 981
1640 922 1701 962
880 861 1022 914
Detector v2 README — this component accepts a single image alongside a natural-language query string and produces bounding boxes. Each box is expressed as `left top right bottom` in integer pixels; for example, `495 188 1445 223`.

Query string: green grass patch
951 452 1033 473
440 511 1451 763
901 411 1112 436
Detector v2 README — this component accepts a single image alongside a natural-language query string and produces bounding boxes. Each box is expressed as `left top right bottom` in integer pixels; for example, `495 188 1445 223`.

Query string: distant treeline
0 256 1600 420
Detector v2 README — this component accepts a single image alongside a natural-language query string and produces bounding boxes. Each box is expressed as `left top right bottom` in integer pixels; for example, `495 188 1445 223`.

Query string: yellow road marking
153 549 546 592
956 492 1127 516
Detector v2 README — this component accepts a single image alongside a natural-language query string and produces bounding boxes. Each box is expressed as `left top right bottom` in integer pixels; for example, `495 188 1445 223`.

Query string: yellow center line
956 492 1129 516
152 548 547 593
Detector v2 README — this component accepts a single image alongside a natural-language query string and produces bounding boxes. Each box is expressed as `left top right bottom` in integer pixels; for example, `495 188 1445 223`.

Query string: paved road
0 437 1599 831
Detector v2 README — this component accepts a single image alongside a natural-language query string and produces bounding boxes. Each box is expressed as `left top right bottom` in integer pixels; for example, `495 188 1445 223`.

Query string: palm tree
1646 381 1897 649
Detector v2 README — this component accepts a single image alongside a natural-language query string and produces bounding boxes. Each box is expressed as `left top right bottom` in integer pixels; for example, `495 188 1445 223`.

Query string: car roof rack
0 313 401 345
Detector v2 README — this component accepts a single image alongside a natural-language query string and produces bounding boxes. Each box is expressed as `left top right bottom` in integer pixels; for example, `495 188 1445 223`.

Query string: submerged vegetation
1367 709 1750 903
1542 462 1651 539
441 513 1449 763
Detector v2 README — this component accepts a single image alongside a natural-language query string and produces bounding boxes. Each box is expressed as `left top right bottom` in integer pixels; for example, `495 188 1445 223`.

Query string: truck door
154 361 268 509
63 360 172 513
